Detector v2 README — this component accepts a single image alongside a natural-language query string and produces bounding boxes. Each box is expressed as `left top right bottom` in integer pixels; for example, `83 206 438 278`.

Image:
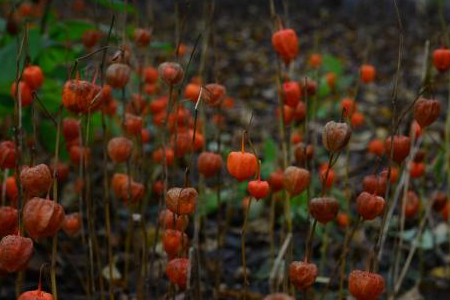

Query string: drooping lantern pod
197 152 223 178
292 134 303 146
385 135 411 164
133 28 151 47
81 29 102 49
282 81 301 108
69 146 91 165
413 97 441 128
20 164 53 197
0 141 16 169
11 81 33 107
348 270 385 300
362 175 387 196
0 234 34 272
158 62 184 85
165 187 198 215
23 197 65 238
143 66 158 84
159 209 189 231
152 147 175 166
107 136 133 163
203 83 226 106
322 121 352 153
62 212 82 237
268 169 284 193
172 132 193 158
293 101 306 122
367 139 385 156
166 258 189 289
309 197 339 224
432 192 447 212
0 206 18 237
289 260 318 290
319 163 335 190
247 161 270 200
294 144 314 165
62 117 81 142
5 176 18 205
409 161 425 178
126 94 147 115
185 83 201 102
356 192 385 221
62 78 103 114
124 113 143 136
23 65 44 91
433 47 450 73
351 112 364 127
283 166 310 196
49 160 70 183
111 173 145 204
163 229 189 259
360 64 376 83
404 190 420 218
148 96 168 114
336 212 350 228
325 72 337 90
272 28 299 65
380 166 399 183
226 132 257 181
106 63 131 89
341 98 357 117
18 263 54 300
308 53 322 69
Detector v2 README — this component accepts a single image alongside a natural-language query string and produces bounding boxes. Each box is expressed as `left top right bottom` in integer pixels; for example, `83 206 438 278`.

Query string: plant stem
241 197 253 299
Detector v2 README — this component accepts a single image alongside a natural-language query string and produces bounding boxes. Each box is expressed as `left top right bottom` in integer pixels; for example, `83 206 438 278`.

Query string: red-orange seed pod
289 261 318 290
268 170 284 192
159 209 189 231
107 137 133 163
0 141 16 169
272 29 299 64
20 164 52 197
11 81 33 107
166 258 189 289
283 166 310 196
62 79 102 114
198 152 223 178
433 47 450 73
133 28 151 47
0 206 18 237
158 62 184 85
413 97 440 128
163 229 189 259
23 198 65 238
385 135 411 164
226 133 257 181
165 187 198 215
23 65 44 91
356 192 385 221
62 213 82 237
360 64 376 83
348 270 385 300
282 81 301 108
309 197 339 224
0 235 33 272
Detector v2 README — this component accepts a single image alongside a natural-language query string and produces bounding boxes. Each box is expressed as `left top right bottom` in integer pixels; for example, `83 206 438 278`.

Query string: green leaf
50 20 96 42
262 137 277 163
322 54 343 75
92 0 136 13
150 41 174 52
